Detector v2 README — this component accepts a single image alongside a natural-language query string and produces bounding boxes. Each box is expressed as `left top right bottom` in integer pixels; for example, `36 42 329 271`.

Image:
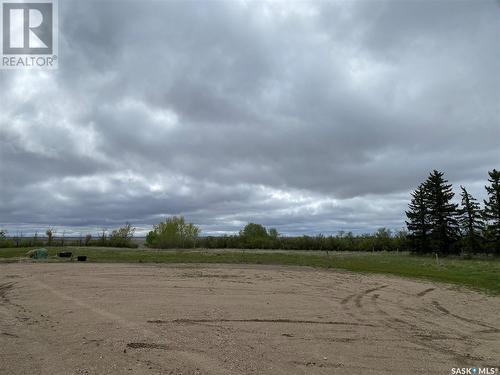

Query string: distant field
1 247 499 294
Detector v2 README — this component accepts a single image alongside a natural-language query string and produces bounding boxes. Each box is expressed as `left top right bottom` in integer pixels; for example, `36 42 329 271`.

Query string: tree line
0 224 138 249
405 169 500 256
1 169 498 256
0 223 407 251
144 217 408 251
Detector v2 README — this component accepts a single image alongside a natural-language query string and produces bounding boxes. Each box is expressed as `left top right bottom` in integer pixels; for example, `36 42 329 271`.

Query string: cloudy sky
1 0 499 236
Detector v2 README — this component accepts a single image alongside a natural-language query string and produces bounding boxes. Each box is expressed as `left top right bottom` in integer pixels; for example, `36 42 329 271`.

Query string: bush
109 223 136 247
239 223 273 249
146 216 200 248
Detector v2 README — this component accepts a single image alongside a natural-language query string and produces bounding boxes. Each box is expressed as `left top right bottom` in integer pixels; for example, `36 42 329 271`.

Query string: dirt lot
0 263 498 374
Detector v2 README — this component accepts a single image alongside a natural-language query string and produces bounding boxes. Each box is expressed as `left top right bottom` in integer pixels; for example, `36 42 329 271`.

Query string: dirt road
0 263 498 374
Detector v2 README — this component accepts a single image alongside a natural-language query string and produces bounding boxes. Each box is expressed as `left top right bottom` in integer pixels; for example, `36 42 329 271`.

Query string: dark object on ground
58 252 72 258
77 256 87 262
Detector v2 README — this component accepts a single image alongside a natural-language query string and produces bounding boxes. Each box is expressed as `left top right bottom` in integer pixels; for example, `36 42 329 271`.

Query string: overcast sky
1 0 499 236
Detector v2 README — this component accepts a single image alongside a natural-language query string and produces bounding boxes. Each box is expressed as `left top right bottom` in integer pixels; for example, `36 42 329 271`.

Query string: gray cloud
1 0 499 236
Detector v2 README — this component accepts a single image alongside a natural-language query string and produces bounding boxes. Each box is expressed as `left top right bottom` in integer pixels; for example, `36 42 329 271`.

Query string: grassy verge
1 247 499 294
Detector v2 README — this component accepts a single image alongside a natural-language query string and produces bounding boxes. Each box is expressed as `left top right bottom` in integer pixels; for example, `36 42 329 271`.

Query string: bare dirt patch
0 263 498 374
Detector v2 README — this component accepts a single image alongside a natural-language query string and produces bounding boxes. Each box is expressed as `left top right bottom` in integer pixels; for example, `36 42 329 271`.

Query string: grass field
1 247 499 294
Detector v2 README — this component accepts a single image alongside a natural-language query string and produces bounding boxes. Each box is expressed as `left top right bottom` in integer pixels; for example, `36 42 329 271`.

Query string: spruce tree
458 186 484 254
424 170 459 255
483 169 500 255
405 183 431 254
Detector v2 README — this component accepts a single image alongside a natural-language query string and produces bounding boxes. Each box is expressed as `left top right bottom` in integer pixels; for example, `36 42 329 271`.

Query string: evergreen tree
424 170 459 255
405 183 431 254
483 169 500 255
457 186 484 254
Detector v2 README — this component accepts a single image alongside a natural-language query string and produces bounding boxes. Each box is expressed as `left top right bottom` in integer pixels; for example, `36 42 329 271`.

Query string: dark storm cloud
1 0 499 235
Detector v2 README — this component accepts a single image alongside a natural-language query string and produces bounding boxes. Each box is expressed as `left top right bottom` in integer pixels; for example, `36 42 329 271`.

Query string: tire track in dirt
340 285 388 324
416 288 435 297
127 342 170 350
148 318 376 327
431 301 500 333
0 282 15 303
339 283 486 365
340 285 387 322
367 289 487 364
1 332 19 338
339 287 474 364
354 285 388 308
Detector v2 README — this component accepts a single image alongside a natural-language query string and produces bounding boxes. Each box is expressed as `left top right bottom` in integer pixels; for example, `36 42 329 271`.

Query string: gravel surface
0 263 499 374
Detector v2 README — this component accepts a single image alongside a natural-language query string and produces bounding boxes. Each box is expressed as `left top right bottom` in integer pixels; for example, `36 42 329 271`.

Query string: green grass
1 247 499 294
